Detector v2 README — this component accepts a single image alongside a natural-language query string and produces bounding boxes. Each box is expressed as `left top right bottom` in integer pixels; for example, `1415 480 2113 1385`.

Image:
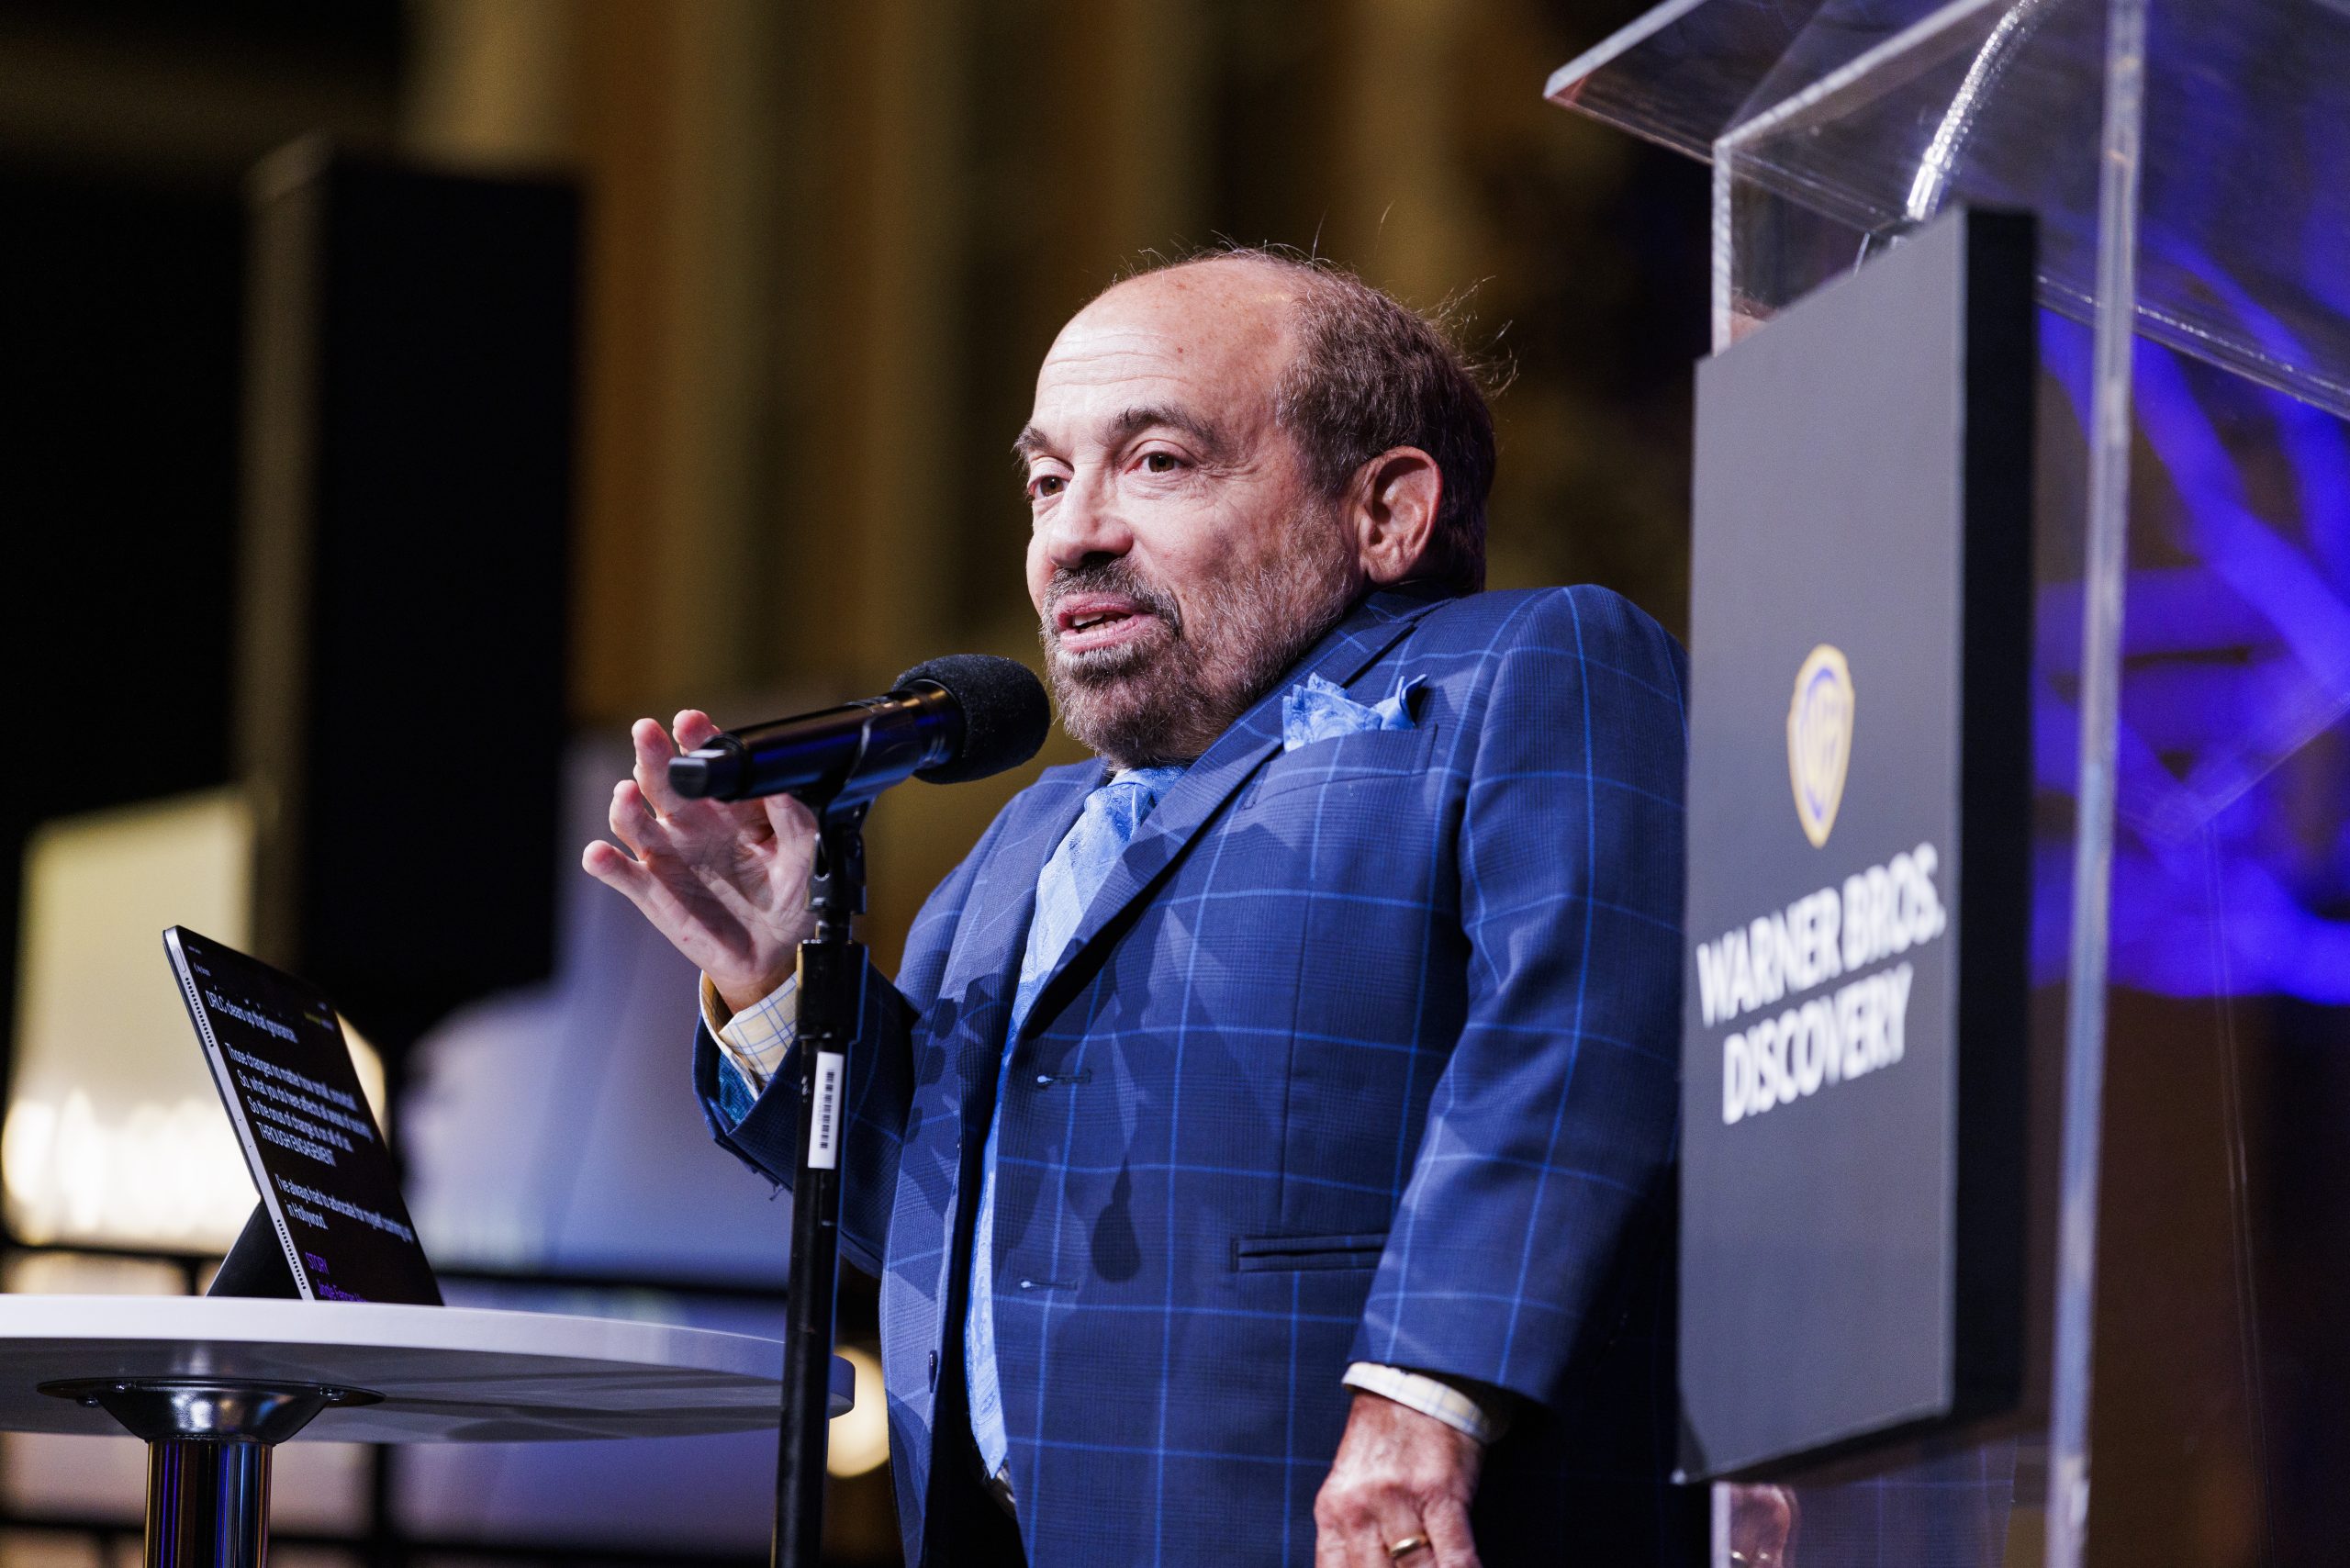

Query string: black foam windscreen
895 655 1051 784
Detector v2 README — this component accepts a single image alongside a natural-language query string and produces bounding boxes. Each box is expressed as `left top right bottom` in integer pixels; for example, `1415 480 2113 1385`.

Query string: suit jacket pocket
1233 1231 1390 1272
1248 726 1436 805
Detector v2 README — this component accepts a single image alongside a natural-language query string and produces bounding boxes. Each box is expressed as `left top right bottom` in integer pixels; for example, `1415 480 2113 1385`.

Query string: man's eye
1029 474 1066 498
1142 452 1181 474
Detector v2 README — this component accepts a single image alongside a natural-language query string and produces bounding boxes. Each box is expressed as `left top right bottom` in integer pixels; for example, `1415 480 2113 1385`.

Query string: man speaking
585 251 1689 1567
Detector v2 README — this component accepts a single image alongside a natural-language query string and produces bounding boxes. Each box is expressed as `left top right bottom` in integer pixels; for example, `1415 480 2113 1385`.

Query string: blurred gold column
1035 0 1209 305
401 0 576 165
767 0 971 694
1099 0 1209 259
401 0 1216 720
772 0 1206 686
1333 0 1476 309
573 1 787 719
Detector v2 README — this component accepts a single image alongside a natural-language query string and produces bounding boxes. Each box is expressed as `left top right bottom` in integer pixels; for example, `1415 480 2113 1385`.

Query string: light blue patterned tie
966 765 1184 1492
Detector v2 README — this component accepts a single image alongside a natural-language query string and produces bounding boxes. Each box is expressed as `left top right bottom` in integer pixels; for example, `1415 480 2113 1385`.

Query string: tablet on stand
164 926 441 1306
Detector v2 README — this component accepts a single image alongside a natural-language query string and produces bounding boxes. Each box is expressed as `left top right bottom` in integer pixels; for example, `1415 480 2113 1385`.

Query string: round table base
40 1379 382 1568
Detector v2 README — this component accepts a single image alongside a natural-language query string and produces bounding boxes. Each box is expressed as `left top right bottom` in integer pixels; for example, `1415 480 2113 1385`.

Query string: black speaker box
241 143 579 1051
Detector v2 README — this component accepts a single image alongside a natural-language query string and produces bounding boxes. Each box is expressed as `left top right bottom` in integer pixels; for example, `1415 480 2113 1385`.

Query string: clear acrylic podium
1550 5 2350 1566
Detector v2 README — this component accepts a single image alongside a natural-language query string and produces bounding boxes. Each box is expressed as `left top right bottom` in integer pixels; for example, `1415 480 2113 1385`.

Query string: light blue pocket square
1281 673 1421 752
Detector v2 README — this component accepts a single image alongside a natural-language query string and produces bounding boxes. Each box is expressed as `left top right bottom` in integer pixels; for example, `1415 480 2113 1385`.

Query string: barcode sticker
809 1051 846 1170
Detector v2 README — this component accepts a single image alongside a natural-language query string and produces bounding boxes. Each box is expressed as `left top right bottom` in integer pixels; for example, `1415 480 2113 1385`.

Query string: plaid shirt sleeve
1341 1362 1512 1444
698 973 799 1105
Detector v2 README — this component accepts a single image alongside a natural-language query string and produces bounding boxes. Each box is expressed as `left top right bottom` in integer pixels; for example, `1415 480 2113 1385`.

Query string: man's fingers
760 788 818 852
1313 1479 1359 1568
581 838 631 881
1420 1496 1480 1568
674 708 722 751
631 717 688 816
588 715 822 988
609 778 662 857
1371 1503 1437 1568
582 838 656 903
1312 1512 1355 1568
583 838 735 958
1317 1484 1414 1568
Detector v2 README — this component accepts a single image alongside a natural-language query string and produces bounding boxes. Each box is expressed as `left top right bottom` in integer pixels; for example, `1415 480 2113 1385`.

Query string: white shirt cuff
699 973 799 1093
1341 1361 1509 1445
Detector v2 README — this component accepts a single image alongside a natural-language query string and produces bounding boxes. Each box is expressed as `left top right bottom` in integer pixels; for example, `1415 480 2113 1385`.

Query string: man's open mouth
1053 594 1159 655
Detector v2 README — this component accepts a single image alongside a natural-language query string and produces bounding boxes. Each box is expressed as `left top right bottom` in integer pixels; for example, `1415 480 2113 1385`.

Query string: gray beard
1039 529 1360 769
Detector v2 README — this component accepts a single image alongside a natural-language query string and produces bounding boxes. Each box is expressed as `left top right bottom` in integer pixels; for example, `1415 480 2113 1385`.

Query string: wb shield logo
1788 645 1854 847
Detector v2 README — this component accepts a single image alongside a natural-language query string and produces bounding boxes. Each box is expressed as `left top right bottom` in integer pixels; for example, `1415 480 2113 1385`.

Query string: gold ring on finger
1384 1535 1431 1562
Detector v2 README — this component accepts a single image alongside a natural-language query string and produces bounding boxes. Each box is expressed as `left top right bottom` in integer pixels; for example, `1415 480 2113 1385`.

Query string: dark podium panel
240 147 579 1050
1680 207 2035 1476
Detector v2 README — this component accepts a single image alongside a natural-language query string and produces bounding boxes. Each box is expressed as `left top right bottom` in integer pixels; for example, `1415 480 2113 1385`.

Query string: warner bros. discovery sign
1677 208 2036 1477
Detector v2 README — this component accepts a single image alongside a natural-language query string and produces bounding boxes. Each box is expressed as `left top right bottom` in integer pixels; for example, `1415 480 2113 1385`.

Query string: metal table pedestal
41 1378 379 1568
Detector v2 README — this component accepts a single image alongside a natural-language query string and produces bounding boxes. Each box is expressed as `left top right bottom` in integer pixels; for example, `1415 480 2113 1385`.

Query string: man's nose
1037 473 1133 570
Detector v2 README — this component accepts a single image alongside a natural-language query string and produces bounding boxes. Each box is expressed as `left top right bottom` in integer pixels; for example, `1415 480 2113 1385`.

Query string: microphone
666 655 1051 807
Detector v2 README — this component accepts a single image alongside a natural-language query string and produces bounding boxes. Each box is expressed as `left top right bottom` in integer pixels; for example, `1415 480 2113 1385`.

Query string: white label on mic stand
809 1051 845 1170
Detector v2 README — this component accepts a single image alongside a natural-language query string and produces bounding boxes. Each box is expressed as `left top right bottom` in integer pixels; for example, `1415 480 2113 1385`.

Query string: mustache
1041 560 1183 635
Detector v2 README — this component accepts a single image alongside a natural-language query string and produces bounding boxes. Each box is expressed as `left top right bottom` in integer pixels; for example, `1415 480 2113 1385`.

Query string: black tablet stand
207 1204 299 1299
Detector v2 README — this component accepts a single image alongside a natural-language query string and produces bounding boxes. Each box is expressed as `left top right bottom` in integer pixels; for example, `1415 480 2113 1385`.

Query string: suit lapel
1015 587 1452 1039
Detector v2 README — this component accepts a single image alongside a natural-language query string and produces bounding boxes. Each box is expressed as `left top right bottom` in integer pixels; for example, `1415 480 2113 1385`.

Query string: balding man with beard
586 250 1693 1568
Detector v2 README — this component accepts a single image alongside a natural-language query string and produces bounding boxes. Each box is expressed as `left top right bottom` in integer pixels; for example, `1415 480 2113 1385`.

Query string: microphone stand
774 800 867 1568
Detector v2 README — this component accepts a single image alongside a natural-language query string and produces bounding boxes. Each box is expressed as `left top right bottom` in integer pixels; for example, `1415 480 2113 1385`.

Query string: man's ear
1348 447 1443 586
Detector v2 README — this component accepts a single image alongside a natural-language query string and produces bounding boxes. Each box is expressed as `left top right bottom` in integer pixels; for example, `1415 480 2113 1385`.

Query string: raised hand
581 710 821 1011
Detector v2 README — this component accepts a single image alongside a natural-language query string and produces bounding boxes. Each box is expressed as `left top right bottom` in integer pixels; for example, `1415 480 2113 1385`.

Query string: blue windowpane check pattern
968 764 1186 1487
688 586 1693 1564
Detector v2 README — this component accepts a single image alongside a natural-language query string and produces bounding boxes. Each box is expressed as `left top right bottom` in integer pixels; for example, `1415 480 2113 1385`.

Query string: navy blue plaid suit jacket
695 584 1694 1566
